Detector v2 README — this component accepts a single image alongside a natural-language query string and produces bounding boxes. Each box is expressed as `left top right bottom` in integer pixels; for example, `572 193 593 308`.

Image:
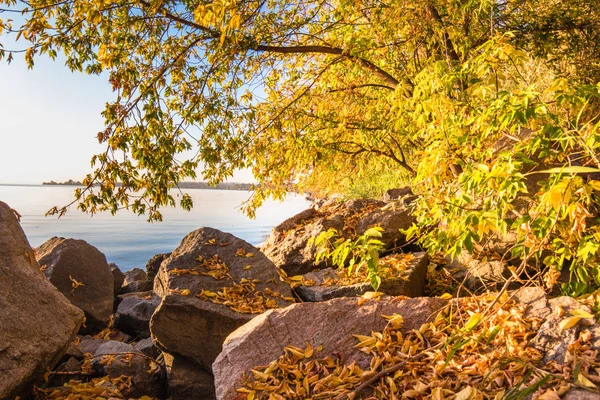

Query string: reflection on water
0 185 310 271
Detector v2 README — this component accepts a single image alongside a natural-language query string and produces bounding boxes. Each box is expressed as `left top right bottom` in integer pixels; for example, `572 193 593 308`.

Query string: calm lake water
0 185 310 271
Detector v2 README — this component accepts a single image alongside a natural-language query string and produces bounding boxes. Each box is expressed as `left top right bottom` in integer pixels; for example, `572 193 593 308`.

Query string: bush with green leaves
309 227 385 290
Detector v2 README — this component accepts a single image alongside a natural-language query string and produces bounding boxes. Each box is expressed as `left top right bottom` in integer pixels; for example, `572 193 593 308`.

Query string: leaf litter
235 292 600 399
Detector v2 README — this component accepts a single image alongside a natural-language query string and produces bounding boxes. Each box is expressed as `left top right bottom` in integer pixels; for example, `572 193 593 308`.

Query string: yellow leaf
402 390 423 398
577 373 598 388
180 289 190 296
559 316 582 330
243 265 252 270
304 342 314 358
588 180 600 191
570 309 594 319
362 291 383 299
382 314 404 329
250 369 270 382
440 293 453 299
455 386 475 400
431 387 445 400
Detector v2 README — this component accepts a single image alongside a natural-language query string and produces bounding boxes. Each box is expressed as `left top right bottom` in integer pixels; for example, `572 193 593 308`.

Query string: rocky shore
1 191 600 399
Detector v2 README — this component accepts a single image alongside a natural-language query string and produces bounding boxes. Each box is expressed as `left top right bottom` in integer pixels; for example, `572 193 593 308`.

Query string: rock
134 337 159 358
382 186 414 202
213 296 447 400
262 199 385 275
114 292 160 338
147 253 170 279
152 296 255 371
48 357 83 387
79 337 111 355
120 268 154 294
110 263 125 297
530 296 595 364
563 389 600 400
0 201 84 399
355 207 416 250
93 341 165 398
295 252 428 302
151 227 293 372
446 251 513 292
36 237 114 332
121 279 154 294
115 289 153 309
125 268 148 282
164 353 216 400
62 339 84 360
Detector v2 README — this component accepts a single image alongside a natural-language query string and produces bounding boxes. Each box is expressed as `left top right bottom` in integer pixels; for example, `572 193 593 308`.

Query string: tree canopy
3 0 600 291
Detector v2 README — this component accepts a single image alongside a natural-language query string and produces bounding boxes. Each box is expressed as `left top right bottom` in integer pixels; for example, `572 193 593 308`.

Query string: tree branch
253 44 402 90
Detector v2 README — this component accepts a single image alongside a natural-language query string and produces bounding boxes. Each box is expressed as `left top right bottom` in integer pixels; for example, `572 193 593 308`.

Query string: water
0 185 310 271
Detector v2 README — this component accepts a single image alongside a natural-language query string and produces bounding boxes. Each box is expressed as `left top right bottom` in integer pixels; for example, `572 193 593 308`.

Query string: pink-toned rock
0 201 84 399
212 296 447 400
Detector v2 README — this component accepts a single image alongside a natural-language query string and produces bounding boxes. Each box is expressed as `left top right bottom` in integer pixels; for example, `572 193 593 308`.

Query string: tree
2 0 600 290
1 0 597 219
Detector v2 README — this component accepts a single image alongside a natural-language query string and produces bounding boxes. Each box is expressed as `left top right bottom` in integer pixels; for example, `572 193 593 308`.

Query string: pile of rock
150 227 295 399
7 188 593 400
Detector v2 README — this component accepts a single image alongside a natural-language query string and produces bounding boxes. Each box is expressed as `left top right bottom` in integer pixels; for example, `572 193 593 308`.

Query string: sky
0 47 254 185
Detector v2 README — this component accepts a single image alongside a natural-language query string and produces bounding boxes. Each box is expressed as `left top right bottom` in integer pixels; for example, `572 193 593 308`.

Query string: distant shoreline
40 180 255 191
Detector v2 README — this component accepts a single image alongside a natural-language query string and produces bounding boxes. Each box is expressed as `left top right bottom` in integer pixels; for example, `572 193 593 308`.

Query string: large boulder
295 252 428 302
261 199 388 275
36 237 114 332
114 292 160 338
0 201 84 399
213 296 447 400
151 227 294 372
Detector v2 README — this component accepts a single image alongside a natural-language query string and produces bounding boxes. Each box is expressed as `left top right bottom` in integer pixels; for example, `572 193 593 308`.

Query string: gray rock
93 341 165 398
48 357 83 387
134 337 159 358
530 296 594 364
151 227 293 372
114 292 160 338
164 353 216 400
110 263 125 297
125 268 148 283
146 253 170 279
79 337 110 355
121 279 154 294
0 201 84 399
120 268 153 294
213 296 447 400
295 252 428 301
36 237 114 333
446 251 513 292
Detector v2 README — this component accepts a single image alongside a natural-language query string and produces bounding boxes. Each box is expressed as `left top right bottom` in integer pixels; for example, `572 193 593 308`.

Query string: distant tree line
43 179 254 191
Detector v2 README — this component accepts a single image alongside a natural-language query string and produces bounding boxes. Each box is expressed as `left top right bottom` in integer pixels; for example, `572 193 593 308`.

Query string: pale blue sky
0 52 254 184
0 53 113 184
